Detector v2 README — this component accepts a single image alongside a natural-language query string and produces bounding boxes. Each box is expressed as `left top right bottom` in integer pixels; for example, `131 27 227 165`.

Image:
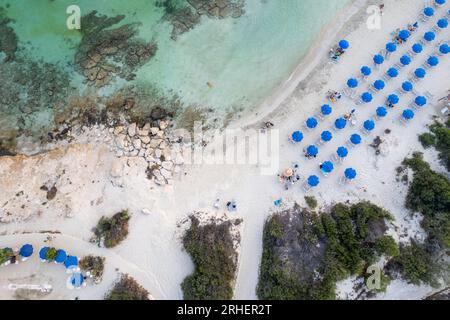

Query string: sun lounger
302 182 312 192
424 91 435 101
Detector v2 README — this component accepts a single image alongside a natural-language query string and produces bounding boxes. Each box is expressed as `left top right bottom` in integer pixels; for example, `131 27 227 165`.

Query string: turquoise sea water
1 0 348 143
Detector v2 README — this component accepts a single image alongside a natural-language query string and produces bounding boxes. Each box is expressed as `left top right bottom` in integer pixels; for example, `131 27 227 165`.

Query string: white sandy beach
1 0 450 300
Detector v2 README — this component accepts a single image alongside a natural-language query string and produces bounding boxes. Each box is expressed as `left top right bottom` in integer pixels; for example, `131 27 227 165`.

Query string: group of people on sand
278 164 301 190
391 21 419 44
213 199 237 212
344 109 356 121
327 90 342 103
330 47 347 61
386 99 397 108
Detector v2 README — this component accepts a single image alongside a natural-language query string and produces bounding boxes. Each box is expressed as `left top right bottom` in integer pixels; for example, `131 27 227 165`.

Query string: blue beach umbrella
39 247 49 261
415 68 426 78
70 273 84 288
308 175 320 187
400 55 412 66
424 7 434 17
339 40 350 49
435 0 446 5
415 96 427 107
402 81 413 92
306 145 318 157
424 31 436 42
399 30 410 41
321 104 332 115
322 161 334 173
402 109 415 120
306 117 318 129
362 92 373 103
361 66 372 76
388 94 400 104
321 130 333 142
386 42 397 53
347 78 358 88
64 255 78 269
19 244 33 258
292 131 303 142
337 146 349 158
376 107 387 117
373 80 385 90
335 118 347 130
344 168 357 180
437 18 448 29
373 54 384 65
55 249 67 264
387 68 398 78
439 43 449 54
350 133 362 145
364 120 375 131
427 56 439 66
412 43 423 54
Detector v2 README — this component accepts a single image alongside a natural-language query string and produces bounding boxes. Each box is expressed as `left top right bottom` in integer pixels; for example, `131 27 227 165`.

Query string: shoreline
230 0 368 131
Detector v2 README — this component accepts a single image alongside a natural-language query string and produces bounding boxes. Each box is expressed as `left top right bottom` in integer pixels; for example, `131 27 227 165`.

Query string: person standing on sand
379 4 385 16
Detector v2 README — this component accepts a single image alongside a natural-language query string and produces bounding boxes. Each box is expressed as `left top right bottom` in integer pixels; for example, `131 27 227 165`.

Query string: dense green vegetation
0 248 13 265
419 132 436 148
105 274 149 300
419 120 450 170
304 196 318 209
402 153 450 248
94 210 131 248
257 202 397 300
46 247 57 261
389 240 442 287
181 216 238 300
384 152 450 287
80 255 105 282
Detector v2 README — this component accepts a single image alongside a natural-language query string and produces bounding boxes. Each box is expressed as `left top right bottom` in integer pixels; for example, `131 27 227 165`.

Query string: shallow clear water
1 0 348 133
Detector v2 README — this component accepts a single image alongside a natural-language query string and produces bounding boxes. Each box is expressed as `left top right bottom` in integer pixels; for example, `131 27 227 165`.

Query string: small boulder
128 123 137 137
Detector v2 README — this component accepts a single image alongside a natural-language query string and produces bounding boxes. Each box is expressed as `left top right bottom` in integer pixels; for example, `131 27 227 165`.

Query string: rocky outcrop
187 0 245 19
112 120 185 185
0 7 18 62
162 0 246 40
75 11 157 87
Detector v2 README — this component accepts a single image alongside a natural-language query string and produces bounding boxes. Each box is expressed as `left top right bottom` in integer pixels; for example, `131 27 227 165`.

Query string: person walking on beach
227 201 237 212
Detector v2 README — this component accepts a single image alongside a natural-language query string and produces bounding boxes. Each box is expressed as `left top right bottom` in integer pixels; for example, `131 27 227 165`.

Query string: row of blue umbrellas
305 134 362 157
297 13 445 186
299 8 448 189
39 246 78 269
307 167 357 187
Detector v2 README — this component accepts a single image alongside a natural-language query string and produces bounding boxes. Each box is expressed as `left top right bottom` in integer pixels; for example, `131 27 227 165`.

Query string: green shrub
375 236 400 257
419 132 436 148
257 202 393 300
304 196 318 209
403 153 450 248
393 241 441 287
181 217 237 300
80 255 105 281
95 210 131 248
46 247 57 261
0 248 13 265
105 274 149 300
429 121 450 171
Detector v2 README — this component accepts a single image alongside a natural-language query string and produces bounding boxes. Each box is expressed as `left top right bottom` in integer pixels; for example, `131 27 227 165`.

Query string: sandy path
0 233 160 300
